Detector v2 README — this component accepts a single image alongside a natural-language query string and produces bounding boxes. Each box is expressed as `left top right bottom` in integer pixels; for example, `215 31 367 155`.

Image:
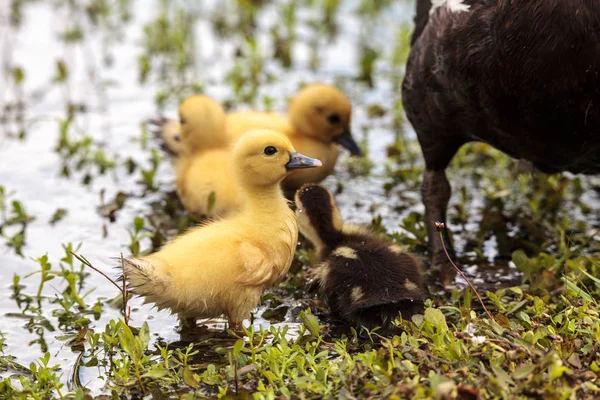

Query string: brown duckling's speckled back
295 183 425 335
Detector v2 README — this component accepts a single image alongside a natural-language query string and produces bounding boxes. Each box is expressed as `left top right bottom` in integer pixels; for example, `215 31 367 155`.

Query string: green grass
2 234 599 398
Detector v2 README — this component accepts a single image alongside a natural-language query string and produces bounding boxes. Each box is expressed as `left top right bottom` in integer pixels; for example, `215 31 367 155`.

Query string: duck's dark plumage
295 184 425 335
402 0 600 277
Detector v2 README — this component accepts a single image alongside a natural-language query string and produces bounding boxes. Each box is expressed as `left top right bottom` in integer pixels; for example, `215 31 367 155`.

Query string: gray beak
334 129 364 157
285 152 323 170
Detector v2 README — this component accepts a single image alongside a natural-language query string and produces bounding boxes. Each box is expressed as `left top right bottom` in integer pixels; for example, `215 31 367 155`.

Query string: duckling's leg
179 315 198 330
304 264 326 292
227 319 245 335
226 289 262 336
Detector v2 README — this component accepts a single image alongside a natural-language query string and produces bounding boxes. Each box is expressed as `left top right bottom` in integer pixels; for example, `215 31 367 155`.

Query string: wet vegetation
1 0 599 398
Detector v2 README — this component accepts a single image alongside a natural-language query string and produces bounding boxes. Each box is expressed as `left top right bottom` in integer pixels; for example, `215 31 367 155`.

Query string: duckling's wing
235 242 277 287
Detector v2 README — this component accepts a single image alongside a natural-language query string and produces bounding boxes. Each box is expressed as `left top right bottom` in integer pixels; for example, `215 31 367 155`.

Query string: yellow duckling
154 84 363 192
149 95 228 158
174 95 241 216
124 130 322 330
227 83 363 192
149 118 184 157
295 184 425 335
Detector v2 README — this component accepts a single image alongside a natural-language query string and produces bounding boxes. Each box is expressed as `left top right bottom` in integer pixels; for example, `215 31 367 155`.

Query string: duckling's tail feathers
120 257 167 298
113 257 187 313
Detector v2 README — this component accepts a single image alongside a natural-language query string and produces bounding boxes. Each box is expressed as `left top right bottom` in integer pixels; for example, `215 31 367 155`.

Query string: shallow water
1 0 598 394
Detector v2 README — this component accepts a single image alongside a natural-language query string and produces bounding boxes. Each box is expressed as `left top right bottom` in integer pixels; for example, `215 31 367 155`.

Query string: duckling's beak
286 152 322 170
334 130 364 157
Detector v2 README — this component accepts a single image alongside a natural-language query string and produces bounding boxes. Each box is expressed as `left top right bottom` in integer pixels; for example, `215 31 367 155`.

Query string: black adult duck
402 0 600 281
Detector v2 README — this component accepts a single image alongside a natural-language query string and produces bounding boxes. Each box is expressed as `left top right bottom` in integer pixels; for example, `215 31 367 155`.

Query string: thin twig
71 250 131 325
435 222 494 321
70 251 122 293
234 355 239 395
120 253 131 326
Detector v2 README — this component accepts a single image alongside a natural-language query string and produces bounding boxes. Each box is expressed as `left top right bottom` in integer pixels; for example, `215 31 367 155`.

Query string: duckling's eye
327 113 341 125
174 135 181 142
180 117 186 125
263 146 278 156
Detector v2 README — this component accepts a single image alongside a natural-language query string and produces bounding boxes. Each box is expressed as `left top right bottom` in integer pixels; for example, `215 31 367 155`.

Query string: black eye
264 146 278 156
174 135 181 142
327 113 341 125
180 117 186 125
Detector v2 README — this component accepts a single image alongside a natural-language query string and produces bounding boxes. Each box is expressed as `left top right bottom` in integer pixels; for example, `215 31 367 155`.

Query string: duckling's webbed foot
422 169 457 285
227 320 246 336
179 316 198 331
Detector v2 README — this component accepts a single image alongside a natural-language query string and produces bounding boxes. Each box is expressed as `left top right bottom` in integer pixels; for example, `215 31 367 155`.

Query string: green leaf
578 267 600 286
548 361 570 382
517 311 531 323
263 370 278 383
138 54 151 83
233 339 244 356
513 363 535 379
491 364 514 386
138 322 150 350
183 366 199 388
117 322 139 362
489 319 506 335
133 217 144 233
411 313 424 327
564 278 594 303
463 286 473 310
512 250 528 270
207 192 216 214
424 308 448 333
300 309 320 337
509 287 524 299
12 67 24 83
143 366 169 379
507 300 528 315
54 60 69 83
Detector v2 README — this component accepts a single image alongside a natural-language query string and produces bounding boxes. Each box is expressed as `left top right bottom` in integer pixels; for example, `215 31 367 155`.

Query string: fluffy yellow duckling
154 84 363 192
150 95 227 157
227 83 363 192
174 95 241 216
124 130 322 330
177 95 228 154
149 118 184 157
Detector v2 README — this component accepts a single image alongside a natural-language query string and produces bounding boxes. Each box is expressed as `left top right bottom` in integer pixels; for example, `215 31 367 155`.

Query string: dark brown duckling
295 183 425 335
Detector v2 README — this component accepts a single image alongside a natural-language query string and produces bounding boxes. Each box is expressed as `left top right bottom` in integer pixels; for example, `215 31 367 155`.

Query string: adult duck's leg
422 171 453 259
419 138 463 285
